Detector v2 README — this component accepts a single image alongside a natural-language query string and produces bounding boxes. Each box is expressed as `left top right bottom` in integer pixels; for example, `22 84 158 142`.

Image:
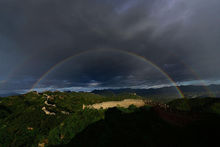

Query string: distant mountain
92 84 220 98
1 84 220 98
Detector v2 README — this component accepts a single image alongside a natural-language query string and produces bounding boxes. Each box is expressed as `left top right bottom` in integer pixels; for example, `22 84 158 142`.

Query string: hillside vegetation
0 91 141 147
168 98 220 114
0 91 220 147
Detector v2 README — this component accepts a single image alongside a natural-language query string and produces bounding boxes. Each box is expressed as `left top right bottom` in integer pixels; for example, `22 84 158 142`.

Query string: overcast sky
0 0 220 94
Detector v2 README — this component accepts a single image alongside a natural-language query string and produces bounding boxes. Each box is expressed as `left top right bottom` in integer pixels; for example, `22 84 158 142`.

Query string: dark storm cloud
1 0 220 92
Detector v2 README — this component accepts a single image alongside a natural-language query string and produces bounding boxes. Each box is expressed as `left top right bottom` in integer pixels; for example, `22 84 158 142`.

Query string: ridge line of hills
1 84 220 98
92 84 220 98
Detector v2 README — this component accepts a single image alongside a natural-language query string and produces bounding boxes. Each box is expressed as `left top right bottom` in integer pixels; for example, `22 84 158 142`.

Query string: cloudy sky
0 0 220 94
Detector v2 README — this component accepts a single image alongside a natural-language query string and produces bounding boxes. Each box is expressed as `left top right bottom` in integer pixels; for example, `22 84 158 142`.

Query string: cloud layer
1 0 220 92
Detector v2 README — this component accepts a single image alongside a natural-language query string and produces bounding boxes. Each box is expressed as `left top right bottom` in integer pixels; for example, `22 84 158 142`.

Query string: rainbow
29 49 185 98
168 52 216 97
182 64 216 97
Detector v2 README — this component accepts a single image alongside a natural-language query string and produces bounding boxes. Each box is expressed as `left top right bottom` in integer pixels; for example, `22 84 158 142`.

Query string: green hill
168 97 220 113
0 91 220 147
0 91 141 147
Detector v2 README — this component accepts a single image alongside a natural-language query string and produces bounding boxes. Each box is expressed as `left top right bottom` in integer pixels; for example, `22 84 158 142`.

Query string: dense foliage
0 91 220 147
0 91 141 147
168 98 220 113
58 106 220 147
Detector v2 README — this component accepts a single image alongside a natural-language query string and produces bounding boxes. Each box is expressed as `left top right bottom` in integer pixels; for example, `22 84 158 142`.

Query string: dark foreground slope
58 106 220 147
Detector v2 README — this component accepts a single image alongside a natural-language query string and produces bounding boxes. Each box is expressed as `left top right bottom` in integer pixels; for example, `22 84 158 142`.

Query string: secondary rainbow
169 52 216 97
